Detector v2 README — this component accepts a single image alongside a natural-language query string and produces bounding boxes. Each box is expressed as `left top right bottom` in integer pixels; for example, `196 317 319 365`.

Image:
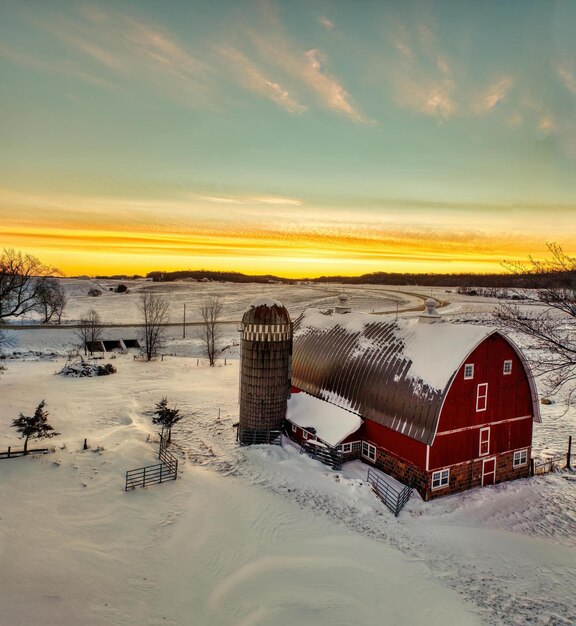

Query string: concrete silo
238 298 292 445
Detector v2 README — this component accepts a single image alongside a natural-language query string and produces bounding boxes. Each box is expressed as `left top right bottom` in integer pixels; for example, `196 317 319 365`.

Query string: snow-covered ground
1 283 575 625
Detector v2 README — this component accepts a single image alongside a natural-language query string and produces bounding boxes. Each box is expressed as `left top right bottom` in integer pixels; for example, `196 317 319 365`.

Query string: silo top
242 298 291 325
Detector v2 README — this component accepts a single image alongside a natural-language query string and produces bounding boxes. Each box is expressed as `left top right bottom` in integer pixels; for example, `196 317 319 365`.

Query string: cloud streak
25 3 212 107
237 4 372 123
217 47 307 114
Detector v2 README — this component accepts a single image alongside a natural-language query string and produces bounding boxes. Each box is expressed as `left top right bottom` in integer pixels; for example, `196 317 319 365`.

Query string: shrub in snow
11 400 60 454
87 288 102 297
152 396 183 442
115 284 128 293
58 359 117 377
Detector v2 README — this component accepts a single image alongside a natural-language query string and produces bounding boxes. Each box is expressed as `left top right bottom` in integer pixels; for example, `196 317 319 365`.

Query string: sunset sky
1 0 575 278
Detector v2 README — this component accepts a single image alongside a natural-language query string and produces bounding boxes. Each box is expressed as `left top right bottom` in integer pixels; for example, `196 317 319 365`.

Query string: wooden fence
531 435 573 476
0 447 49 460
299 440 343 470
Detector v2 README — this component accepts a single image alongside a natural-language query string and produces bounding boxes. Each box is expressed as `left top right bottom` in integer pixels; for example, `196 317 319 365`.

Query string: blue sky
1 0 575 277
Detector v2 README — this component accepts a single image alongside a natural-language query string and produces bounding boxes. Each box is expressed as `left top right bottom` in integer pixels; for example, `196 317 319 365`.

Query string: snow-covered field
1 282 575 625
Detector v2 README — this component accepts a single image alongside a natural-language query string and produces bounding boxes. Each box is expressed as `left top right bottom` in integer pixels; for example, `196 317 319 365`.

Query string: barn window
503 360 513 375
341 442 352 453
362 442 376 462
303 431 308 440
431 469 450 490
464 363 474 379
476 383 488 411
479 427 490 456
291 423 297 433
513 449 527 467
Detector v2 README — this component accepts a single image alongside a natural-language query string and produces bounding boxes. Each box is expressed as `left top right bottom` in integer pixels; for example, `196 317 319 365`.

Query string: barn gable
292 309 504 446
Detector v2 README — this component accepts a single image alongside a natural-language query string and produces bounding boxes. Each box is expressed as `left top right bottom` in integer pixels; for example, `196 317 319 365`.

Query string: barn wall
425 448 531 500
363 420 427 469
430 333 534 470
438 334 534 433
429 416 532 469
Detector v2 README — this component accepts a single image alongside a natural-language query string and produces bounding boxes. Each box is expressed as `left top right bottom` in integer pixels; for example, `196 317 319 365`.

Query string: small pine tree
152 396 183 443
11 400 60 454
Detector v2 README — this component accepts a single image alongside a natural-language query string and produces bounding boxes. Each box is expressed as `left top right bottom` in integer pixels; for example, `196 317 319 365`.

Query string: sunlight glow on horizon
1 1 575 278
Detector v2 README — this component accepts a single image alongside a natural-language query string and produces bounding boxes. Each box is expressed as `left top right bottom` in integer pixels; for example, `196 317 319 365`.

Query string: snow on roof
292 309 496 445
287 391 362 447
249 297 284 308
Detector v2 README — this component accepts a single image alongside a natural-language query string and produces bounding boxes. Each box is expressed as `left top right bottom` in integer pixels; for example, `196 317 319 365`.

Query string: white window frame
431 468 450 490
291 423 297 433
476 383 488 412
479 427 490 457
362 441 376 462
302 431 308 440
513 449 528 467
503 360 513 375
341 442 352 453
464 363 474 380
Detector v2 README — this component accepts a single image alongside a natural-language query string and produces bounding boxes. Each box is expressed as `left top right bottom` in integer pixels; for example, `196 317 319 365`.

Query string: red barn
288 303 540 500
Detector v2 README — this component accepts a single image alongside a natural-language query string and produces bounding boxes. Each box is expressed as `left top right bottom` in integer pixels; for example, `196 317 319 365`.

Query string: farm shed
289 302 540 500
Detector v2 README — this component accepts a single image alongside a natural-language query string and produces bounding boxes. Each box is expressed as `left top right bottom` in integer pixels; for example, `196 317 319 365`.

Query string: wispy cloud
216 47 307 114
556 62 576 96
386 19 520 121
387 19 457 119
0 43 113 88
195 194 303 206
25 3 212 106
319 16 334 32
476 76 514 114
238 4 372 123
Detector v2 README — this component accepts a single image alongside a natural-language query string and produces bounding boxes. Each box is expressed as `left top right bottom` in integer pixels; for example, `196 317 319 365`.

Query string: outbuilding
289 300 540 500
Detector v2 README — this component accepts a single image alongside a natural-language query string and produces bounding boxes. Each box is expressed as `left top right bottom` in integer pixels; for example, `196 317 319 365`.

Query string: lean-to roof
292 310 495 445
286 391 363 447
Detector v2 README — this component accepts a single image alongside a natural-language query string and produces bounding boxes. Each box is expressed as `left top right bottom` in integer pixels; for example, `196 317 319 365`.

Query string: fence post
568 435 572 470
530 458 535 477
142 466 146 487
7 446 10 458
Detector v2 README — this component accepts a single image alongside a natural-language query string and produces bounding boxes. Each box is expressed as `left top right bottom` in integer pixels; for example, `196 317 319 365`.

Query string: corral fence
237 428 283 446
531 435 574 476
299 440 343 471
0 447 49 460
125 435 178 490
367 468 413 517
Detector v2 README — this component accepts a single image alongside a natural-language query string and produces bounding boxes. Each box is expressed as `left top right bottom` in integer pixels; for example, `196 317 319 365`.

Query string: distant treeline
308 272 538 288
142 269 553 288
146 270 287 284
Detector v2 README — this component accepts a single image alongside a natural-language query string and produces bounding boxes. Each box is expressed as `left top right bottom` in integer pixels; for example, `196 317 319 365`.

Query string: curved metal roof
241 299 291 325
292 310 495 445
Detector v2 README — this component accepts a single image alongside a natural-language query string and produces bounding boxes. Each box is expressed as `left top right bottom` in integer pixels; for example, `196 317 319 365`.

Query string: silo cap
242 298 291 325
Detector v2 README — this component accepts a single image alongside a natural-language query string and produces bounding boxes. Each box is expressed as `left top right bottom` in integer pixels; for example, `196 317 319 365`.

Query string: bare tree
0 327 16 352
0 248 61 319
76 309 103 356
35 278 67 323
138 290 169 361
495 243 576 402
199 295 223 366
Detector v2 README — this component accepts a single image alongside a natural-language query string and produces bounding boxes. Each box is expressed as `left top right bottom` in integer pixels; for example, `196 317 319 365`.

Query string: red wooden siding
429 333 534 471
363 419 427 468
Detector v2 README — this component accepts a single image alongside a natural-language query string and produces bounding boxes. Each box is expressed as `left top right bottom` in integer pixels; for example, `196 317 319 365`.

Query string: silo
238 298 292 445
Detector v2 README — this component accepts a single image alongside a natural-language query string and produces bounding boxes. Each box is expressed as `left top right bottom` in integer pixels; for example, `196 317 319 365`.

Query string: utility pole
183 303 186 339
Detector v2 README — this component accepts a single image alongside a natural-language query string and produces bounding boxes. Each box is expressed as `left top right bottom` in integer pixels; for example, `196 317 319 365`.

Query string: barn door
482 457 496 486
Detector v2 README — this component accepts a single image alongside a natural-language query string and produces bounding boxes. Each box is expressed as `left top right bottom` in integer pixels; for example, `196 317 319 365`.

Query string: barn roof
292 310 496 446
286 391 363 447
